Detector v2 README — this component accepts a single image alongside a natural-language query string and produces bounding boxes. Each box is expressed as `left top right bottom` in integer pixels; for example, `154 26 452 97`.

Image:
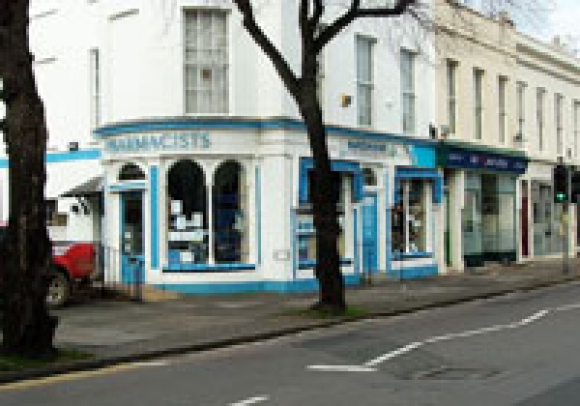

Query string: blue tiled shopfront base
154 273 361 294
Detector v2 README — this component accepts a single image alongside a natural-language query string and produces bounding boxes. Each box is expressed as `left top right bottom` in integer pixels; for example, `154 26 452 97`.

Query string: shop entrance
361 192 378 274
120 192 144 283
521 180 529 258
462 176 483 267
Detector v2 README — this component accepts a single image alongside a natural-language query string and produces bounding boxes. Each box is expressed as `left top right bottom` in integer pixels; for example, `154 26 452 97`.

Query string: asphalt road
4 282 580 405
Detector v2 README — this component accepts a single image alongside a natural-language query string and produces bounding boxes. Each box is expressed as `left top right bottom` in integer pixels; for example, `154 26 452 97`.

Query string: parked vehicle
0 223 95 307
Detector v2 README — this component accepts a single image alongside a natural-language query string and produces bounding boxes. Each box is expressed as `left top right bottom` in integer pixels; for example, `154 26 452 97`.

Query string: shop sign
444 147 527 173
340 140 408 160
105 132 211 154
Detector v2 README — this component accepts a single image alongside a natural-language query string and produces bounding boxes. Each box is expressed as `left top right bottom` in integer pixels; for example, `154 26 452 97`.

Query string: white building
516 34 580 259
0 0 443 293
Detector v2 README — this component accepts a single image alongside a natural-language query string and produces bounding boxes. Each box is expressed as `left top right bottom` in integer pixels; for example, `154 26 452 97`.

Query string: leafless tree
0 0 57 358
233 0 425 313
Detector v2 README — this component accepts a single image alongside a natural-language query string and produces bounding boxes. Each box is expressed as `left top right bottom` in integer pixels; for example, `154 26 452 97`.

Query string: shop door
362 193 379 274
521 181 529 257
444 190 451 266
463 189 483 267
121 192 144 284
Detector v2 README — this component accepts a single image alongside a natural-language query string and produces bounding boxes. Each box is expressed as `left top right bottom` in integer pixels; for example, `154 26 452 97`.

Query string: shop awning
60 176 103 197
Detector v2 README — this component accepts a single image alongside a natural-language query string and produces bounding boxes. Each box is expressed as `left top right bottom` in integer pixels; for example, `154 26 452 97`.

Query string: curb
1 272 579 386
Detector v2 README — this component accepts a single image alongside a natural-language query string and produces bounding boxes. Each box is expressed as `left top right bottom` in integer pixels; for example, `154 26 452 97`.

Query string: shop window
118 163 145 181
363 168 377 187
213 161 249 263
297 172 349 263
392 179 430 256
167 160 208 264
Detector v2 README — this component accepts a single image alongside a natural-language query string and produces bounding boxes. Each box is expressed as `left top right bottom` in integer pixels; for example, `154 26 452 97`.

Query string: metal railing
93 244 142 302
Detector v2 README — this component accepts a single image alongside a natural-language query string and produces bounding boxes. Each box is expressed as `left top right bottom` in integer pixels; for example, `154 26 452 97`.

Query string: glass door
463 175 483 267
121 192 144 283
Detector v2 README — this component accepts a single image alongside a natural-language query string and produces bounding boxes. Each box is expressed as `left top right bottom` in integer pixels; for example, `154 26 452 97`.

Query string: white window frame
574 100 580 158
89 48 101 129
474 68 484 140
401 49 416 135
356 35 374 127
315 24 327 112
537 88 545 152
183 8 230 115
498 76 508 144
446 59 458 134
555 93 564 156
516 81 526 143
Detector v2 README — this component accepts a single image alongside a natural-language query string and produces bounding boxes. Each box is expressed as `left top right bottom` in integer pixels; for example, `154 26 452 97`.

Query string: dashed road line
308 365 376 372
230 395 269 405
309 303 580 372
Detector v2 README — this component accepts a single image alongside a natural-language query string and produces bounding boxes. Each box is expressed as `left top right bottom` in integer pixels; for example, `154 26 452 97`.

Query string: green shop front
438 142 528 268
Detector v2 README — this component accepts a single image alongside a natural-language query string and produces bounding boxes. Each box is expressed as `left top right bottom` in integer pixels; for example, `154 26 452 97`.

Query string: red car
0 223 95 307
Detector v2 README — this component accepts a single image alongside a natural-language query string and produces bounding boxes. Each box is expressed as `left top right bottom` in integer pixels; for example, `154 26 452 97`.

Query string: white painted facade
0 0 442 293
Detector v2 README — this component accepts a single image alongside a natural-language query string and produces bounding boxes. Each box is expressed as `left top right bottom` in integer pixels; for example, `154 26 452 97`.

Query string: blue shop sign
105 132 211 154
441 146 527 174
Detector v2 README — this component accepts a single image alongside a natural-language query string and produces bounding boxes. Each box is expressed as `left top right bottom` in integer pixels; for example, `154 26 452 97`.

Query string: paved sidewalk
1 257 579 383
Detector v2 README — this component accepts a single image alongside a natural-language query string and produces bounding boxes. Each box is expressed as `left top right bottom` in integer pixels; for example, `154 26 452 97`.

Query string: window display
213 161 249 263
166 159 250 268
392 178 430 256
297 173 349 263
167 160 208 264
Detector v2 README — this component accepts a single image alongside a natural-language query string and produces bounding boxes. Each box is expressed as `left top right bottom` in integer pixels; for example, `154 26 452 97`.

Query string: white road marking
230 395 269 405
309 302 580 372
554 303 580 312
308 365 377 372
516 310 549 326
132 360 170 367
364 342 423 367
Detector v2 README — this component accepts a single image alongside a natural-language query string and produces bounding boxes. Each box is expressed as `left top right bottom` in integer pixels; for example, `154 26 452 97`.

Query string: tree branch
314 0 361 52
310 0 325 28
314 0 419 52
355 0 418 18
233 0 300 98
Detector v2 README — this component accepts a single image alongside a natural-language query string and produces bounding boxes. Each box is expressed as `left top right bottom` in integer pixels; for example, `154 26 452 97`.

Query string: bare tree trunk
0 0 58 358
298 79 346 313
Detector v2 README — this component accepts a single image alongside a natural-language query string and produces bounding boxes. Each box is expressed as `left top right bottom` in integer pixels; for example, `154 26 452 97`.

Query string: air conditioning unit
440 124 450 138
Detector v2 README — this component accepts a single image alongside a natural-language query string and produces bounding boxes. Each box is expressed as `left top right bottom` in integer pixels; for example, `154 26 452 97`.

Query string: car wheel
46 271 71 308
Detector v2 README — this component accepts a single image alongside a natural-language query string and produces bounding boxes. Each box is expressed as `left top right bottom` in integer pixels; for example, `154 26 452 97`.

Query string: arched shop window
392 179 430 256
118 163 145 181
167 160 208 264
213 161 249 263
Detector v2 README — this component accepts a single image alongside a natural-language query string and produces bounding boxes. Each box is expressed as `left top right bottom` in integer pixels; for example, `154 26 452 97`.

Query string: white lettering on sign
340 139 406 159
105 132 210 154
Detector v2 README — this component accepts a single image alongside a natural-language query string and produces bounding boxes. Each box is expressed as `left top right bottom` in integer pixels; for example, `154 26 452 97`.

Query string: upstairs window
89 48 101 128
498 76 507 144
446 60 458 134
555 94 564 156
184 9 229 114
356 36 374 127
537 88 545 152
401 49 416 134
516 82 526 143
574 101 580 158
474 68 484 140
